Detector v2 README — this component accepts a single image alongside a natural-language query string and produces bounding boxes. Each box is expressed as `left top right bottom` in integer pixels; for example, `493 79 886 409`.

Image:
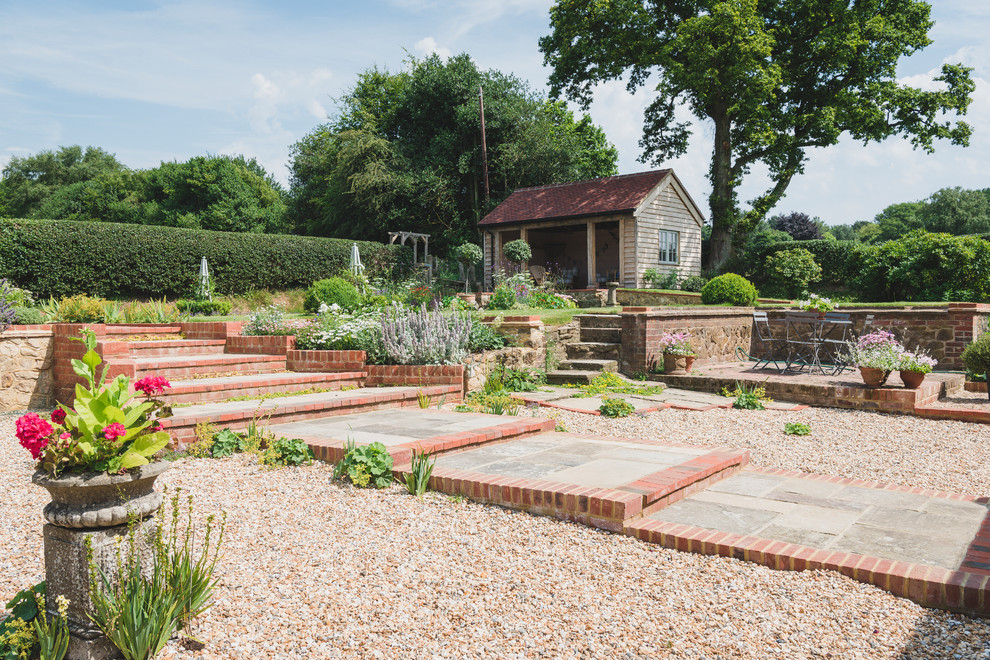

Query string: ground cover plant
720 382 772 410
784 422 812 436
569 372 663 399
599 397 635 418
334 439 394 489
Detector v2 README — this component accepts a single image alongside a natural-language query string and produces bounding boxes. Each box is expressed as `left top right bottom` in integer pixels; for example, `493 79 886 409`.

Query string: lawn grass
482 306 623 326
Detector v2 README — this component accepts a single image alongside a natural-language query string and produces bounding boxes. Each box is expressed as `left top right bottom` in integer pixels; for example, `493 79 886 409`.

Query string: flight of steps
546 314 622 385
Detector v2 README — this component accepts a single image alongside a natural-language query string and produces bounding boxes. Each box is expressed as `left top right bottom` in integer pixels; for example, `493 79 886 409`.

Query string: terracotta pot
858 366 891 388
664 353 695 375
456 293 478 305
899 370 926 389
32 461 169 528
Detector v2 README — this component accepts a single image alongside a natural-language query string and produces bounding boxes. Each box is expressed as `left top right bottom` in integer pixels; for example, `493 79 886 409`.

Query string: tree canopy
540 0 975 268
0 148 289 233
829 187 990 243
288 53 618 250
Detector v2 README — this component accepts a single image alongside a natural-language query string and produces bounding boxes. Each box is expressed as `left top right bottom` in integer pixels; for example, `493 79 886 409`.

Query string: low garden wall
755 304 990 371
227 335 295 355
366 364 466 389
464 347 543 392
617 289 790 306
286 350 367 373
0 325 55 411
619 307 753 375
481 315 545 349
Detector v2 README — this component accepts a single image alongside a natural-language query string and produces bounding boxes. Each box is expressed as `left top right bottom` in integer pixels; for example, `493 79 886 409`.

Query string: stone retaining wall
617 290 790 307
464 347 543 392
544 320 578 370
0 326 54 410
619 307 753 375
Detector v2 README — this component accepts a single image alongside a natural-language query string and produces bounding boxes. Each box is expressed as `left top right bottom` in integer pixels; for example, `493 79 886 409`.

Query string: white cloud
414 37 452 59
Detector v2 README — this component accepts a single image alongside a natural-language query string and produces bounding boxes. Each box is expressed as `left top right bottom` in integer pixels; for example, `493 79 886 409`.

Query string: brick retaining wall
227 335 296 355
617 290 790 306
366 364 465 389
286 349 366 373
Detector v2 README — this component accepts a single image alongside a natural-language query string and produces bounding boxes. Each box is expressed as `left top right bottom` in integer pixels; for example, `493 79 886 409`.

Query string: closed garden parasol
350 243 364 278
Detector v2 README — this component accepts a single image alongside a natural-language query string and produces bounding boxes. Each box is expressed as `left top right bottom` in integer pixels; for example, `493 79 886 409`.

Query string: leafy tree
540 0 975 268
289 54 618 250
768 212 822 241
0 146 127 217
917 187 990 235
828 224 857 242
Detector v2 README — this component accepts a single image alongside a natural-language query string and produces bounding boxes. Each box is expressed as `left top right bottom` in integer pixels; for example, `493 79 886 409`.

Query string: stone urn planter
33 462 169 660
663 353 695 375
858 366 890 388
456 292 478 305
899 370 926 389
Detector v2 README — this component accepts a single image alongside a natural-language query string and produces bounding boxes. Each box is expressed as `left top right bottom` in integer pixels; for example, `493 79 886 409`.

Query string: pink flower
134 376 171 397
102 423 127 442
16 413 54 460
149 422 163 433
51 408 66 425
59 432 72 441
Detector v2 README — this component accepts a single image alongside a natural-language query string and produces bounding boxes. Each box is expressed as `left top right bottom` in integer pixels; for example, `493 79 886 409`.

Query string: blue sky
1 0 987 226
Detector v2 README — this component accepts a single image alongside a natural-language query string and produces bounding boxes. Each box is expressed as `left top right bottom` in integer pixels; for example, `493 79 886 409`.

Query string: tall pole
478 85 490 203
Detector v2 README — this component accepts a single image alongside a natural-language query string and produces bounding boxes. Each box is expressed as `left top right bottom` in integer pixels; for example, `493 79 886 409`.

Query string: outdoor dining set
750 311 875 375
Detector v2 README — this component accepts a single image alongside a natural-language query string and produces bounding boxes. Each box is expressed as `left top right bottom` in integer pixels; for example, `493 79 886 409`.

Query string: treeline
0 54 618 253
830 187 990 242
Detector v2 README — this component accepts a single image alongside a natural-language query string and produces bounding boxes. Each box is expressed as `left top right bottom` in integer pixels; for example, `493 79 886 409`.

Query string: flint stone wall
619 308 752 375
0 326 54 410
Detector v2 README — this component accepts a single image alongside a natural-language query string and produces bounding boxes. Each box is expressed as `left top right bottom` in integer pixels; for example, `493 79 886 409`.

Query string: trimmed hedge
748 239 857 286
0 218 410 299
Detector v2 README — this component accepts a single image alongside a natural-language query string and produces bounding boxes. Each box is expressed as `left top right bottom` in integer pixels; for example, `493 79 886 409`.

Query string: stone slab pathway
514 385 806 415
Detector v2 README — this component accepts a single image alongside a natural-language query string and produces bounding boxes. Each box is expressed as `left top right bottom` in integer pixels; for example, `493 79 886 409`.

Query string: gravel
3 410 990 659
925 388 990 411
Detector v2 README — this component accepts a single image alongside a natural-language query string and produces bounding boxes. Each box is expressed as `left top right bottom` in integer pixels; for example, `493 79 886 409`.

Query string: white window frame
658 230 680 265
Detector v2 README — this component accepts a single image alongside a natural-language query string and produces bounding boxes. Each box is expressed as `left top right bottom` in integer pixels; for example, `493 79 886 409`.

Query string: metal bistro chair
820 312 853 374
751 311 785 370
781 311 825 373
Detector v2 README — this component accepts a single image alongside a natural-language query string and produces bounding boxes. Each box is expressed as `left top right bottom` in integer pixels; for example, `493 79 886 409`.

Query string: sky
0 0 987 227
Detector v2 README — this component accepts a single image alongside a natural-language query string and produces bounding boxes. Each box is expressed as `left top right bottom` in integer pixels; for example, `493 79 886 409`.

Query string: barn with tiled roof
478 170 705 289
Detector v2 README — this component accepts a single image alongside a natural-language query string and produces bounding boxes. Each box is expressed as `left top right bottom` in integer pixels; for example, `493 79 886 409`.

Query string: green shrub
261 437 314 467
12 306 44 325
0 218 408 299
333 439 394 489
468 321 506 352
643 268 679 289
784 422 811 436
502 239 532 264
175 299 233 316
701 273 758 306
487 285 516 310
210 429 245 458
304 277 362 312
680 275 707 292
749 239 856 287
962 333 990 375
764 248 822 298
54 294 108 322
599 397 635 418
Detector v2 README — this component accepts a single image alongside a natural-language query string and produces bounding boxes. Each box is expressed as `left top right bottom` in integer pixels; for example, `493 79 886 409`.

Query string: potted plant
798 293 835 318
454 242 483 297
897 350 937 389
658 331 696 374
962 332 990 401
846 330 903 387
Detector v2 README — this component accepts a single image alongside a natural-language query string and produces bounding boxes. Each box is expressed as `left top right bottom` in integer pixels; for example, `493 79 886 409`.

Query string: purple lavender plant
381 303 472 365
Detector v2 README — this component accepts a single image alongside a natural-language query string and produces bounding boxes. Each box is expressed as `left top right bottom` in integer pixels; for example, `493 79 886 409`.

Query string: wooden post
618 218 626 288
586 221 596 288
519 227 529 272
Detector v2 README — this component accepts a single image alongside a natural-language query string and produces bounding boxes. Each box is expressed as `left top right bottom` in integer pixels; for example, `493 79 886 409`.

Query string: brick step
162 385 462 445
132 353 286 380
565 342 620 360
579 327 621 343
105 325 184 336
150 371 368 405
546 369 601 385
559 358 617 372
126 339 228 358
575 314 623 329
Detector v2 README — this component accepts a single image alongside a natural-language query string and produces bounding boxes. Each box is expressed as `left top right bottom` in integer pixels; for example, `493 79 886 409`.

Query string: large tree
289 54 618 250
540 0 975 268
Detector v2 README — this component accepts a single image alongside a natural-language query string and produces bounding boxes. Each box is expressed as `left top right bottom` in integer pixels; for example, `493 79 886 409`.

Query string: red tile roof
478 170 671 227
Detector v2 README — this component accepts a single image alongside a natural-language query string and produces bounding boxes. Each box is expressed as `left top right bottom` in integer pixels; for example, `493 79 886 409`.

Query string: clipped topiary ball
700 273 759 306
962 332 990 375
305 277 362 312
455 242 483 265
502 239 532 264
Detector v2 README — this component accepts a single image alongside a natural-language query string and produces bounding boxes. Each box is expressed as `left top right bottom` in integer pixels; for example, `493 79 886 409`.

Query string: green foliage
769 212 823 241
750 239 856 288
0 218 407 299
497 365 545 392
53 294 107 322
680 275 707 293
304 277 362 312
852 230 990 302
334 440 394 489
209 429 245 458
288 54 618 251
541 0 974 267
403 449 436 497
0 583 45 660
643 268 679 290
175 299 232 316
784 422 811 436
570 372 664 398
502 240 532 264
599 397 635 418
488 285 516 310
525 289 576 309
242 305 290 336
261 437 314 467
962 333 990 375
12 306 44 325
468 320 507 352
480 395 521 416
764 248 822 298
721 381 772 410
701 273 758 306
454 243 483 265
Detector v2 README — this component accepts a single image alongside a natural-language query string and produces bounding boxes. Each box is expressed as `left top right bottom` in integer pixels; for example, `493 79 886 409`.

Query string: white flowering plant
294 307 387 363
798 293 836 314
898 350 938 374
846 330 904 371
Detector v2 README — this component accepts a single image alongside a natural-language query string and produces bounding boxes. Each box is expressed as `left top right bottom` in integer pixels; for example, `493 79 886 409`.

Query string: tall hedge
0 219 410 299
748 239 857 286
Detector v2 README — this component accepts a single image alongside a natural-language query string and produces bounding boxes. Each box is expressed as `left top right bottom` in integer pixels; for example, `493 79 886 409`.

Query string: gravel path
3 412 990 658
925 389 990 411
544 406 990 496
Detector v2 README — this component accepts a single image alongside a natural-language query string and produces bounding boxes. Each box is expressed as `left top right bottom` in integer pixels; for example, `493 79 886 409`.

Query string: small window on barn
658 230 679 264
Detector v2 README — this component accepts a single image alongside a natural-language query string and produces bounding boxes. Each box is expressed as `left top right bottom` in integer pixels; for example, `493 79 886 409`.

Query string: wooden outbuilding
478 169 705 289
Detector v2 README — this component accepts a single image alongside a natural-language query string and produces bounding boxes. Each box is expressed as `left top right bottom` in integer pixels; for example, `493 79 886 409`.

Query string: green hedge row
0 219 411 299
747 239 858 286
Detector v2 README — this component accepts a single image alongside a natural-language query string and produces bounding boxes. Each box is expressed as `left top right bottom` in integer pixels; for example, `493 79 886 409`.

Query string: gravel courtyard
3 408 990 659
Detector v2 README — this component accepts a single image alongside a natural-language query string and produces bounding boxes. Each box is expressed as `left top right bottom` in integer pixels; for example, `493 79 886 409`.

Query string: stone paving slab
514 385 806 415
628 466 990 616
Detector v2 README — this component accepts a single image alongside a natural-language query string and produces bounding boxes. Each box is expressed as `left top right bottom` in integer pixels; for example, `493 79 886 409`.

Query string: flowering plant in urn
658 331 695 356
16 329 173 476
